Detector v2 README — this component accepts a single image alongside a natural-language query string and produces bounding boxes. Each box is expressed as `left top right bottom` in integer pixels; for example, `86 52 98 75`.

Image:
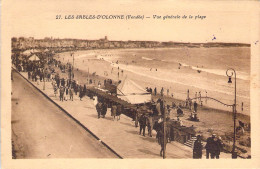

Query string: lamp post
43 65 46 90
70 52 74 80
226 68 237 159
163 99 166 159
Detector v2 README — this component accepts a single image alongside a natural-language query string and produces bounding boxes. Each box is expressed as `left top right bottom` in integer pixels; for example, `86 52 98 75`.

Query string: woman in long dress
54 84 58 97
111 103 117 121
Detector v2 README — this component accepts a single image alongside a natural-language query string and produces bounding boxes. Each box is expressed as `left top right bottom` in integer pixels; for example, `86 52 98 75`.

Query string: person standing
193 135 203 159
156 124 166 157
65 86 68 101
147 115 154 137
139 114 146 136
205 134 216 159
116 104 123 121
101 101 108 118
161 87 164 96
96 101 102 119
189 99 192 110
194 101 198 113
54 84 58 97
28 71 31 80
156 100 161 116
36 74 40 85
79 85 84 101
57 78 60 88
111 103 117 121
74 84 78 95
214 136 223 159
83 84 87 96
59 86 65 102
154 87 157 96
69 87 73 101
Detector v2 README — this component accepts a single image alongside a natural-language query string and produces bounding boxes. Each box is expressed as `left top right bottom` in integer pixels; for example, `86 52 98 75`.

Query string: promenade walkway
18 71 232 159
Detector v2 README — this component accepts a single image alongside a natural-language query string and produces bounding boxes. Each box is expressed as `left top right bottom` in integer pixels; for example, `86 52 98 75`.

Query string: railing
189 96 234 107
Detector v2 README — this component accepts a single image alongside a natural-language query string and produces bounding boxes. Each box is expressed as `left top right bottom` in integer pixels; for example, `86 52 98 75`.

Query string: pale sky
4 0 254 43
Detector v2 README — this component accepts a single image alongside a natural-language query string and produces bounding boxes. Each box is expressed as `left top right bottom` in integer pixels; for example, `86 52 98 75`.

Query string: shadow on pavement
125 130 138 135
138 149 160 157
100 116 115 121
140 135 156 143
87 114 99 119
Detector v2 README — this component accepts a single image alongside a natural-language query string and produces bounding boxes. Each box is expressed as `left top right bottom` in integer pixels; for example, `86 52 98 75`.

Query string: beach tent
28 54 40 61
22 50 32 56
44 48 49 52
117 77 151 104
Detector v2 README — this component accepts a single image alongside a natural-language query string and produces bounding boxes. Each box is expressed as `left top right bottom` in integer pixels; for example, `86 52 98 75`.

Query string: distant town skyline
12 36 250 44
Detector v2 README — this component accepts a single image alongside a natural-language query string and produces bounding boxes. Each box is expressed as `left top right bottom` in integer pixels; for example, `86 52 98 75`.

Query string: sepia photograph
11 36 251 159
1 0 260 168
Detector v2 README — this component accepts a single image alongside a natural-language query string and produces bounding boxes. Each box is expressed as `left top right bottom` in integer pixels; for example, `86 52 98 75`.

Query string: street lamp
226 68 237 159
43 65 46 90
163 99 166 159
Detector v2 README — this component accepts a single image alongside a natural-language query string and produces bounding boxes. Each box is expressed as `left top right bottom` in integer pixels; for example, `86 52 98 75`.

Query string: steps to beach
184 136 197 148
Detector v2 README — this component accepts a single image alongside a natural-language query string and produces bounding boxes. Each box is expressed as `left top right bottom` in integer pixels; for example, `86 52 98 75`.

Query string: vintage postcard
1 0 260 168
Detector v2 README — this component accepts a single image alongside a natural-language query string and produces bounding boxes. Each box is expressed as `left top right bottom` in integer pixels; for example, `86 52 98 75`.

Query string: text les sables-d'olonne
55 14 206 20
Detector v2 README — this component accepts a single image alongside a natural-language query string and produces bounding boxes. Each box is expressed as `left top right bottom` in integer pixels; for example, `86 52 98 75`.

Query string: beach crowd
12 53 228 159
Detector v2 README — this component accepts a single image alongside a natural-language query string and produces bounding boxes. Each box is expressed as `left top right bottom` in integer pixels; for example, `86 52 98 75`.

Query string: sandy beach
56 47 250 115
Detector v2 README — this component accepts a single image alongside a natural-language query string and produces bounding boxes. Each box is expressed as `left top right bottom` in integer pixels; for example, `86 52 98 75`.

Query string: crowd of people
193 134 223 159
12 50 228 159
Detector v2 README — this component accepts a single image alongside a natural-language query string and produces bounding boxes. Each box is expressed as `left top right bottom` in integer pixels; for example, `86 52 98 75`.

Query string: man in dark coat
205 134 216 159
101 101 107 118
194 101 198 112
96 102 102 119
61 78 65 87
139 114 146 136
193 135 203 159
156 124 167 157
79 85 84 101
214 136 223 159
59 86 65 102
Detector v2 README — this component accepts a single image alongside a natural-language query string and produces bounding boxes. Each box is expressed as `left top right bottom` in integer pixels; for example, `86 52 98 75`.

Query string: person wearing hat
193 135 203 159
210 134 221 159
139 113 147 136
205 134 216 159
214 136 223 159
194 101 198 112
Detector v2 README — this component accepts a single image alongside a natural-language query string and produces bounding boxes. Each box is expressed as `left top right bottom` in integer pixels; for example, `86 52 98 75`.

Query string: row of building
11 36 250 50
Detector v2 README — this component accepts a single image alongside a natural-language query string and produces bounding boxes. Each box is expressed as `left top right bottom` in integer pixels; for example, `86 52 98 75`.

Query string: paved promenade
12 71 118 158
18 71 231 159
19 71 193 158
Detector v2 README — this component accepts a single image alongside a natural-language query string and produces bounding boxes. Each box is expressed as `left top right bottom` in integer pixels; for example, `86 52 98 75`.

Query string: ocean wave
109 62 249 99
179 62 249 81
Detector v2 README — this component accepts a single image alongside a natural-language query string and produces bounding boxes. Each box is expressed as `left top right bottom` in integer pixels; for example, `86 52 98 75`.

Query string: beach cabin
116 78 152 104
